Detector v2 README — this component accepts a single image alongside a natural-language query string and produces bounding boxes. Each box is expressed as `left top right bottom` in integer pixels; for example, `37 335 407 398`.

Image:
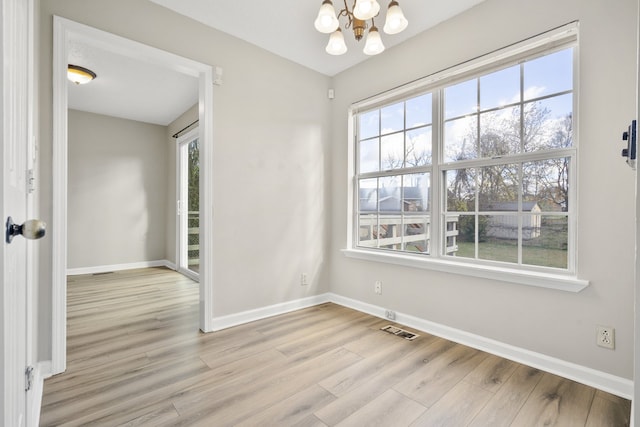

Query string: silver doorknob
5 217 46 244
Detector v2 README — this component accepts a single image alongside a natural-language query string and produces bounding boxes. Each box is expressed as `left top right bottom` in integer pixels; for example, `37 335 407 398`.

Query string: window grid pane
354 45 575 273
443 154 570 269
356 94 433 255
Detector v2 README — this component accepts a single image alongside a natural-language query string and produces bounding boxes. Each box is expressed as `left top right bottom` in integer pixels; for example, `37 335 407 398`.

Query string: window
351 25 579 280
357 93 433 254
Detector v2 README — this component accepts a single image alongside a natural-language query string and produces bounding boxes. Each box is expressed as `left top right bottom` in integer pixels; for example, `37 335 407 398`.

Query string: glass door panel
178 130 200 279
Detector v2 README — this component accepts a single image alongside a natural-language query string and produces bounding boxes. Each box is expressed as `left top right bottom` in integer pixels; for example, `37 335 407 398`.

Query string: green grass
454 240 567 269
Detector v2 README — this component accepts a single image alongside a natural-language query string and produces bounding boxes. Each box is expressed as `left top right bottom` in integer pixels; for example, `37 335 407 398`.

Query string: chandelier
314 0 408 56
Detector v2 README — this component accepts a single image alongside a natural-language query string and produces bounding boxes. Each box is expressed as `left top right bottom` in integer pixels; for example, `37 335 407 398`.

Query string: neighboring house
485 201 542 240
358 186 431 250
359 186 428 213
358 187 458 254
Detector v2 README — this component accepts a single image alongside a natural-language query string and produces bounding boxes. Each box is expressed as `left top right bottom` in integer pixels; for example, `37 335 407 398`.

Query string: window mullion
401 103 407 252
439 148 576 170
518 62 525 265
432 90 442 257
518 164 523 265
475 77 480 260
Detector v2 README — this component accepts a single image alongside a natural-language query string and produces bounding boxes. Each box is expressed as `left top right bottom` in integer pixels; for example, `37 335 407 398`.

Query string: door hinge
25 366 34 392
27 169 35 193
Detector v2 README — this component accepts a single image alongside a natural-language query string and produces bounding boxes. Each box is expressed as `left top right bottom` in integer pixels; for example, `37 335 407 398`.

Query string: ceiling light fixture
314 0 408 56
67 64 97 85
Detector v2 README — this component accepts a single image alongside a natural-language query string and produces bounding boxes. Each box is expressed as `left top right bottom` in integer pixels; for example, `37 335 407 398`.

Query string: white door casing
51 17 215 373
1 0 35 425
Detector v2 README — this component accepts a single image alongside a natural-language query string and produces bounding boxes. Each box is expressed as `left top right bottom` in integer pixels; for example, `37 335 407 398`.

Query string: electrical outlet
385 310 396 320
596 326 615 349
301 273 308 286
374 281 382 294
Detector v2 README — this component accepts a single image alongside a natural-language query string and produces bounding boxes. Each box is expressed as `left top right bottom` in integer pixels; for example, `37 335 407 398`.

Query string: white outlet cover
596 326 615 349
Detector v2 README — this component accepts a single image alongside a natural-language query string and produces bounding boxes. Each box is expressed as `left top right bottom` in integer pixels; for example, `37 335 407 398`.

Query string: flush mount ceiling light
67 64 97 85
314 0 408 56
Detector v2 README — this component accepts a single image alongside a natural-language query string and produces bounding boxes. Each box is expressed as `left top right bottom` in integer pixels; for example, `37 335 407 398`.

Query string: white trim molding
66 260 175 276
51 16 216 375
211 294 332 331
207 290 631 399
342 249 589 292
51 14 69 377
328 293 633 399
28 361 52 427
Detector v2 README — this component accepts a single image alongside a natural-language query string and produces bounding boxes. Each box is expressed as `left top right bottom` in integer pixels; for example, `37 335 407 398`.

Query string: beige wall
38 0 637 383
38 0 332 360
330 0 637 379
67 109 167 269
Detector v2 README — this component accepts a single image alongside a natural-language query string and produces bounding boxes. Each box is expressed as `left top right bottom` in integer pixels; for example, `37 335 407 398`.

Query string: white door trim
51 17 215 374
2 0 33 424
25 0 38 424
51 14 68 377
633 2 639 426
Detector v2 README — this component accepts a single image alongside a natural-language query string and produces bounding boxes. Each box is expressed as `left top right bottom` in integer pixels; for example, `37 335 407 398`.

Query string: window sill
341 248 589 293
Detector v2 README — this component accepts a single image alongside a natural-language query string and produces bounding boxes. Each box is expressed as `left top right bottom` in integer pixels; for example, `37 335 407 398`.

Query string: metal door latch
5 217 46 244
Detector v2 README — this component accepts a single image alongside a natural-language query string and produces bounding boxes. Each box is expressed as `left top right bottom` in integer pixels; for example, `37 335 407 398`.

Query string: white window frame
343 22 588 292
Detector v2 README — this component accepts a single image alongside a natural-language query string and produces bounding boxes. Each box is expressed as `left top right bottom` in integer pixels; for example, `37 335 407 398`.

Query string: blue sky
358 47 574 171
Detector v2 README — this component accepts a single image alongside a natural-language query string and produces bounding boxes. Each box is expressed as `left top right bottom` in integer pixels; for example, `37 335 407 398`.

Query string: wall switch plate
596 326 615 349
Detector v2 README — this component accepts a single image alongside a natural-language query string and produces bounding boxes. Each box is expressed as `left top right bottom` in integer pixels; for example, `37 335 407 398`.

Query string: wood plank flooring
40 267 631 426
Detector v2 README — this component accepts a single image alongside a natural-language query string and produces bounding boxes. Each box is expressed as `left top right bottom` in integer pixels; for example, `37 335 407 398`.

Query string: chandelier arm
339 0 353 29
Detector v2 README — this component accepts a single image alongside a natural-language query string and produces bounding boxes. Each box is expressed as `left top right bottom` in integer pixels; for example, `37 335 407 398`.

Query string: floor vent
381 325 419 340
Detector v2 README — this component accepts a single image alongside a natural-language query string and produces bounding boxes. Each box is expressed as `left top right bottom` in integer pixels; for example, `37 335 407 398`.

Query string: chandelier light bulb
326 28 348 55
314 0 340 33
383 1 408 35
363 26 385 55
353 0 380 20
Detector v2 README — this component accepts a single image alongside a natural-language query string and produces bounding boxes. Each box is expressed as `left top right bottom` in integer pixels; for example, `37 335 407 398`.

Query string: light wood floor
40 267 631 426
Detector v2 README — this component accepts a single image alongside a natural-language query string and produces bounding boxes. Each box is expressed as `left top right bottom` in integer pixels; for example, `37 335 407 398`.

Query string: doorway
51 17 215 375
177 127 200 280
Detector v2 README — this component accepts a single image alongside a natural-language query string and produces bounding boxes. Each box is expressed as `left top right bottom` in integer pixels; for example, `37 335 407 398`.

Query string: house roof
359 187 428 212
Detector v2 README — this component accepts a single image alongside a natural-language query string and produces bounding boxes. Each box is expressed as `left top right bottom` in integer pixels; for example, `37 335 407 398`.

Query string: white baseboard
208 291 632 398
42 269 634 402
67 260 175 276
28 361 52 427
211 293 332 331
327 292 633 400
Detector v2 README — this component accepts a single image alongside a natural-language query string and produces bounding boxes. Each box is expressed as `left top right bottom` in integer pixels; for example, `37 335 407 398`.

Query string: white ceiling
149 0 487 77
68 0 486 125
68 34 199 126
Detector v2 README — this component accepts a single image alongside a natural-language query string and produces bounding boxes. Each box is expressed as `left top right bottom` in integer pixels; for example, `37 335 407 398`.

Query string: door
1 0 34 425
177 128 200 280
